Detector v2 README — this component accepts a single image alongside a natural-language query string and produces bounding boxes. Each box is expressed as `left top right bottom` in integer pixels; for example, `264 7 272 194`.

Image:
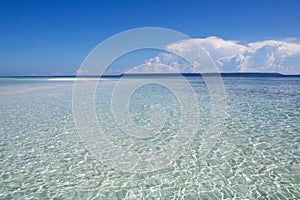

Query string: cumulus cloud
138 36 300 74
126 53 199 74
228 39 300 73
75 68 90 75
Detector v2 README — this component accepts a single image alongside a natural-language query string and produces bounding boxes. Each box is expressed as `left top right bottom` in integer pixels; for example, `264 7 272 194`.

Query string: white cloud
127 53 194 73
189 36 246 59
75 68 90 75
231 39 300 73
139 37 300 74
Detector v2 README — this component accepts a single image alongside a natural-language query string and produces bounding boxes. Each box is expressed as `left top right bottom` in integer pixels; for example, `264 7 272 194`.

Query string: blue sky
0 0 300 75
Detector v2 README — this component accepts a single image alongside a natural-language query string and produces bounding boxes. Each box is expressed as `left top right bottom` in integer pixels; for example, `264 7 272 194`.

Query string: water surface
0 76 299 199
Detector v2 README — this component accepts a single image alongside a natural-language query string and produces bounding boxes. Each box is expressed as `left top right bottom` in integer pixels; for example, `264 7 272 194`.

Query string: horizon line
1 72 300 77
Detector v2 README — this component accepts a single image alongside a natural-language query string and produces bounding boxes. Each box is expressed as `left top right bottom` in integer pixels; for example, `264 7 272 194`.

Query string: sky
0 0 300 75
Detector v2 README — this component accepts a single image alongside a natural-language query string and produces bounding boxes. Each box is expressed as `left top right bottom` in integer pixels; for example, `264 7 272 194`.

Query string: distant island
121 72 300 77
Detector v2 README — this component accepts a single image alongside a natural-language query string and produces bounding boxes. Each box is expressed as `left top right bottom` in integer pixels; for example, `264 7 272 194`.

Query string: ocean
0 75 299 199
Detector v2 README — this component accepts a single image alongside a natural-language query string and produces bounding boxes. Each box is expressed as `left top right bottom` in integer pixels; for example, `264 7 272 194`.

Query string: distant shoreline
1 72 300 78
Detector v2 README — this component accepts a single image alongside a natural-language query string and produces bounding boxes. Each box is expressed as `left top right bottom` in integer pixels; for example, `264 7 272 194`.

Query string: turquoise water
0 76 299 199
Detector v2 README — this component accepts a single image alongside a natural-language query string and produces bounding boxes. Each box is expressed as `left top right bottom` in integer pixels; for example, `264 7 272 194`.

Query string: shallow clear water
0 77 299 199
